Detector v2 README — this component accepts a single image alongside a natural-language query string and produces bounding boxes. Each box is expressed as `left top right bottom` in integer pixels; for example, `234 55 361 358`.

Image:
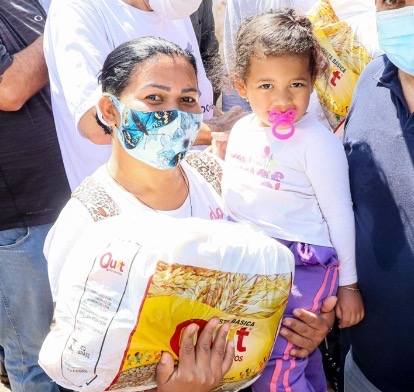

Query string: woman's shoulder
72 170 120 222
184 151 223 195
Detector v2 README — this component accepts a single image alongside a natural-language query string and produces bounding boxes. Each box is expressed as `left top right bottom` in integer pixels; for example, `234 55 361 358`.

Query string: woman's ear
98 95 118 127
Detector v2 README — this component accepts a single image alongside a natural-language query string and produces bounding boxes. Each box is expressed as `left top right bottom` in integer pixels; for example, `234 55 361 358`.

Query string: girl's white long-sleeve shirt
222 113 356 286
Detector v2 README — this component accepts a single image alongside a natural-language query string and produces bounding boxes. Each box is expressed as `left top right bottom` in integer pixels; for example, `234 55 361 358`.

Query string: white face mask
149 0 202 19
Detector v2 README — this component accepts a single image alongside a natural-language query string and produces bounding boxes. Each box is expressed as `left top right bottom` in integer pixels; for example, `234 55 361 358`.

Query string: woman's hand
154 318 234 392
279 296 337 359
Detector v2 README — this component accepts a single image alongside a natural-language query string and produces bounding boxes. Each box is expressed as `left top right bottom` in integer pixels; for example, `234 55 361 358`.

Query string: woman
45 36 336 391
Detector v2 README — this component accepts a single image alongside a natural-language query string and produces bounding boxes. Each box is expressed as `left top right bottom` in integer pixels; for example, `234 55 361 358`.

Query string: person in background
0 1 71 391
190 0 247 151
44 0 244 191
343 0 414 391
190 0 221 104
221 10 364 391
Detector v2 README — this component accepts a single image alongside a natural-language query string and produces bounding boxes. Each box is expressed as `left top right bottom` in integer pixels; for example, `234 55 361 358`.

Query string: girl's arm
304 130 364 328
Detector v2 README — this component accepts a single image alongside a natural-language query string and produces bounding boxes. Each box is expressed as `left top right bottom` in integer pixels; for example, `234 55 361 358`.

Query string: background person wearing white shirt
44 0 215 190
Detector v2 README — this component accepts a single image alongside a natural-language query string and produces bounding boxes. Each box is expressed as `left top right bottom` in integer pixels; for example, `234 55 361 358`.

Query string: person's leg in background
344 350 381 392
0 349 9 386
0 224 59 392
339 328 351 391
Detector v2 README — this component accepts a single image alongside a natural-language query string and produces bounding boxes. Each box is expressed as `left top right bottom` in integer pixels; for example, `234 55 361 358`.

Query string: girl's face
115 54 201 119
236 54 315 127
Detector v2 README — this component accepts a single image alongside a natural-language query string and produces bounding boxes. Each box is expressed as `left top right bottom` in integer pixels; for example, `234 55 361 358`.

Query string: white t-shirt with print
45 160 225 299
222 113 356 285
44 0 214 190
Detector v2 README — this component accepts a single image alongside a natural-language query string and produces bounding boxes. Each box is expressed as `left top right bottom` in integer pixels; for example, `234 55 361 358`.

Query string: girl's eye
146 95 162 101
291 82 304 88
260 84 273 89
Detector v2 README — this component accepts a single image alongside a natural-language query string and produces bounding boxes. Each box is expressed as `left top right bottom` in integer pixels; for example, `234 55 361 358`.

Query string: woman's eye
180 97 196 103
260 84 273 89
291 82 304 88
147 95 162 101
384 0 403 5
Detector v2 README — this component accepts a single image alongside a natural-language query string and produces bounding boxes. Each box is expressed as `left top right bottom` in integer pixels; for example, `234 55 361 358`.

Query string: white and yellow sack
39 213 294 391
308 0 380 130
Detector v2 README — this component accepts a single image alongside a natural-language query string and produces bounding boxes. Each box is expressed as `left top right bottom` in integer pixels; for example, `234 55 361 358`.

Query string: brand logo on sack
169 319 252 357
100 252 125 275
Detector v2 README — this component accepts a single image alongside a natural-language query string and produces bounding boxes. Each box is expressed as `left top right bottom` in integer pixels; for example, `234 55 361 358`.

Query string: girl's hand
335 284 365 328
280 296 337 359
154 318 234 392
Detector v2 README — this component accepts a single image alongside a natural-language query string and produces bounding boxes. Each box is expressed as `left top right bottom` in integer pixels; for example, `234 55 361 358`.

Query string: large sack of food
39 213 294 391
308 0 381 131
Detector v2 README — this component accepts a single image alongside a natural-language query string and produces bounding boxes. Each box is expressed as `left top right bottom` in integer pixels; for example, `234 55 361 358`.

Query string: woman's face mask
110 95 202 170
148 0 202 19
376 6 414 76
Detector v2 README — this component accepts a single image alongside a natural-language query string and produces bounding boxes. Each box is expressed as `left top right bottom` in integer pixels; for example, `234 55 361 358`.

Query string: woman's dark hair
233 9 324 83
96 36 198 133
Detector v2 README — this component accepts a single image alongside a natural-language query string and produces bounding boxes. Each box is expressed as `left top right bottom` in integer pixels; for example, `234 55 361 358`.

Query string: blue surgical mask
376 6 414 76
110 95 202 169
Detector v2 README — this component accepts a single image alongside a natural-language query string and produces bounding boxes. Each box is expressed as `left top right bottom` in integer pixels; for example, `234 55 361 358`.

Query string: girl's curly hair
232 8 326 84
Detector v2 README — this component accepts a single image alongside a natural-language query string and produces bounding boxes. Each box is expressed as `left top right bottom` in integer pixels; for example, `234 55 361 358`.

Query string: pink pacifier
268 109 297 140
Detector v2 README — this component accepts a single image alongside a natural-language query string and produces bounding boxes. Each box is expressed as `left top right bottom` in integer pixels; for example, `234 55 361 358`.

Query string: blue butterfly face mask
109 95 202 169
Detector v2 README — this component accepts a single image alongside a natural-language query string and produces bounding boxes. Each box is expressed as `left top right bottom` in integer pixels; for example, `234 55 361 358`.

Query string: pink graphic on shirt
209 206 224 220
229 145 285 191
261 146 284 190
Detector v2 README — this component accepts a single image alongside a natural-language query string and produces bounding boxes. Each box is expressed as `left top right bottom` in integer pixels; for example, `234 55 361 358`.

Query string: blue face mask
109 95 202 170
376 6 414 76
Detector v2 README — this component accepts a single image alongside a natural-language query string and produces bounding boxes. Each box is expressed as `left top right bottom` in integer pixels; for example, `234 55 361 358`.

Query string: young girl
221 9 364 392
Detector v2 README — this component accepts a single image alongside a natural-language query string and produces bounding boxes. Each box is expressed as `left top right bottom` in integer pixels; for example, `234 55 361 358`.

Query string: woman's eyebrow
138 85 198 94
139 84 171 91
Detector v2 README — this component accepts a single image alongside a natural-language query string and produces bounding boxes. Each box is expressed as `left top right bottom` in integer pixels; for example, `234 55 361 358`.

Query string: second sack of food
39 213 294 392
